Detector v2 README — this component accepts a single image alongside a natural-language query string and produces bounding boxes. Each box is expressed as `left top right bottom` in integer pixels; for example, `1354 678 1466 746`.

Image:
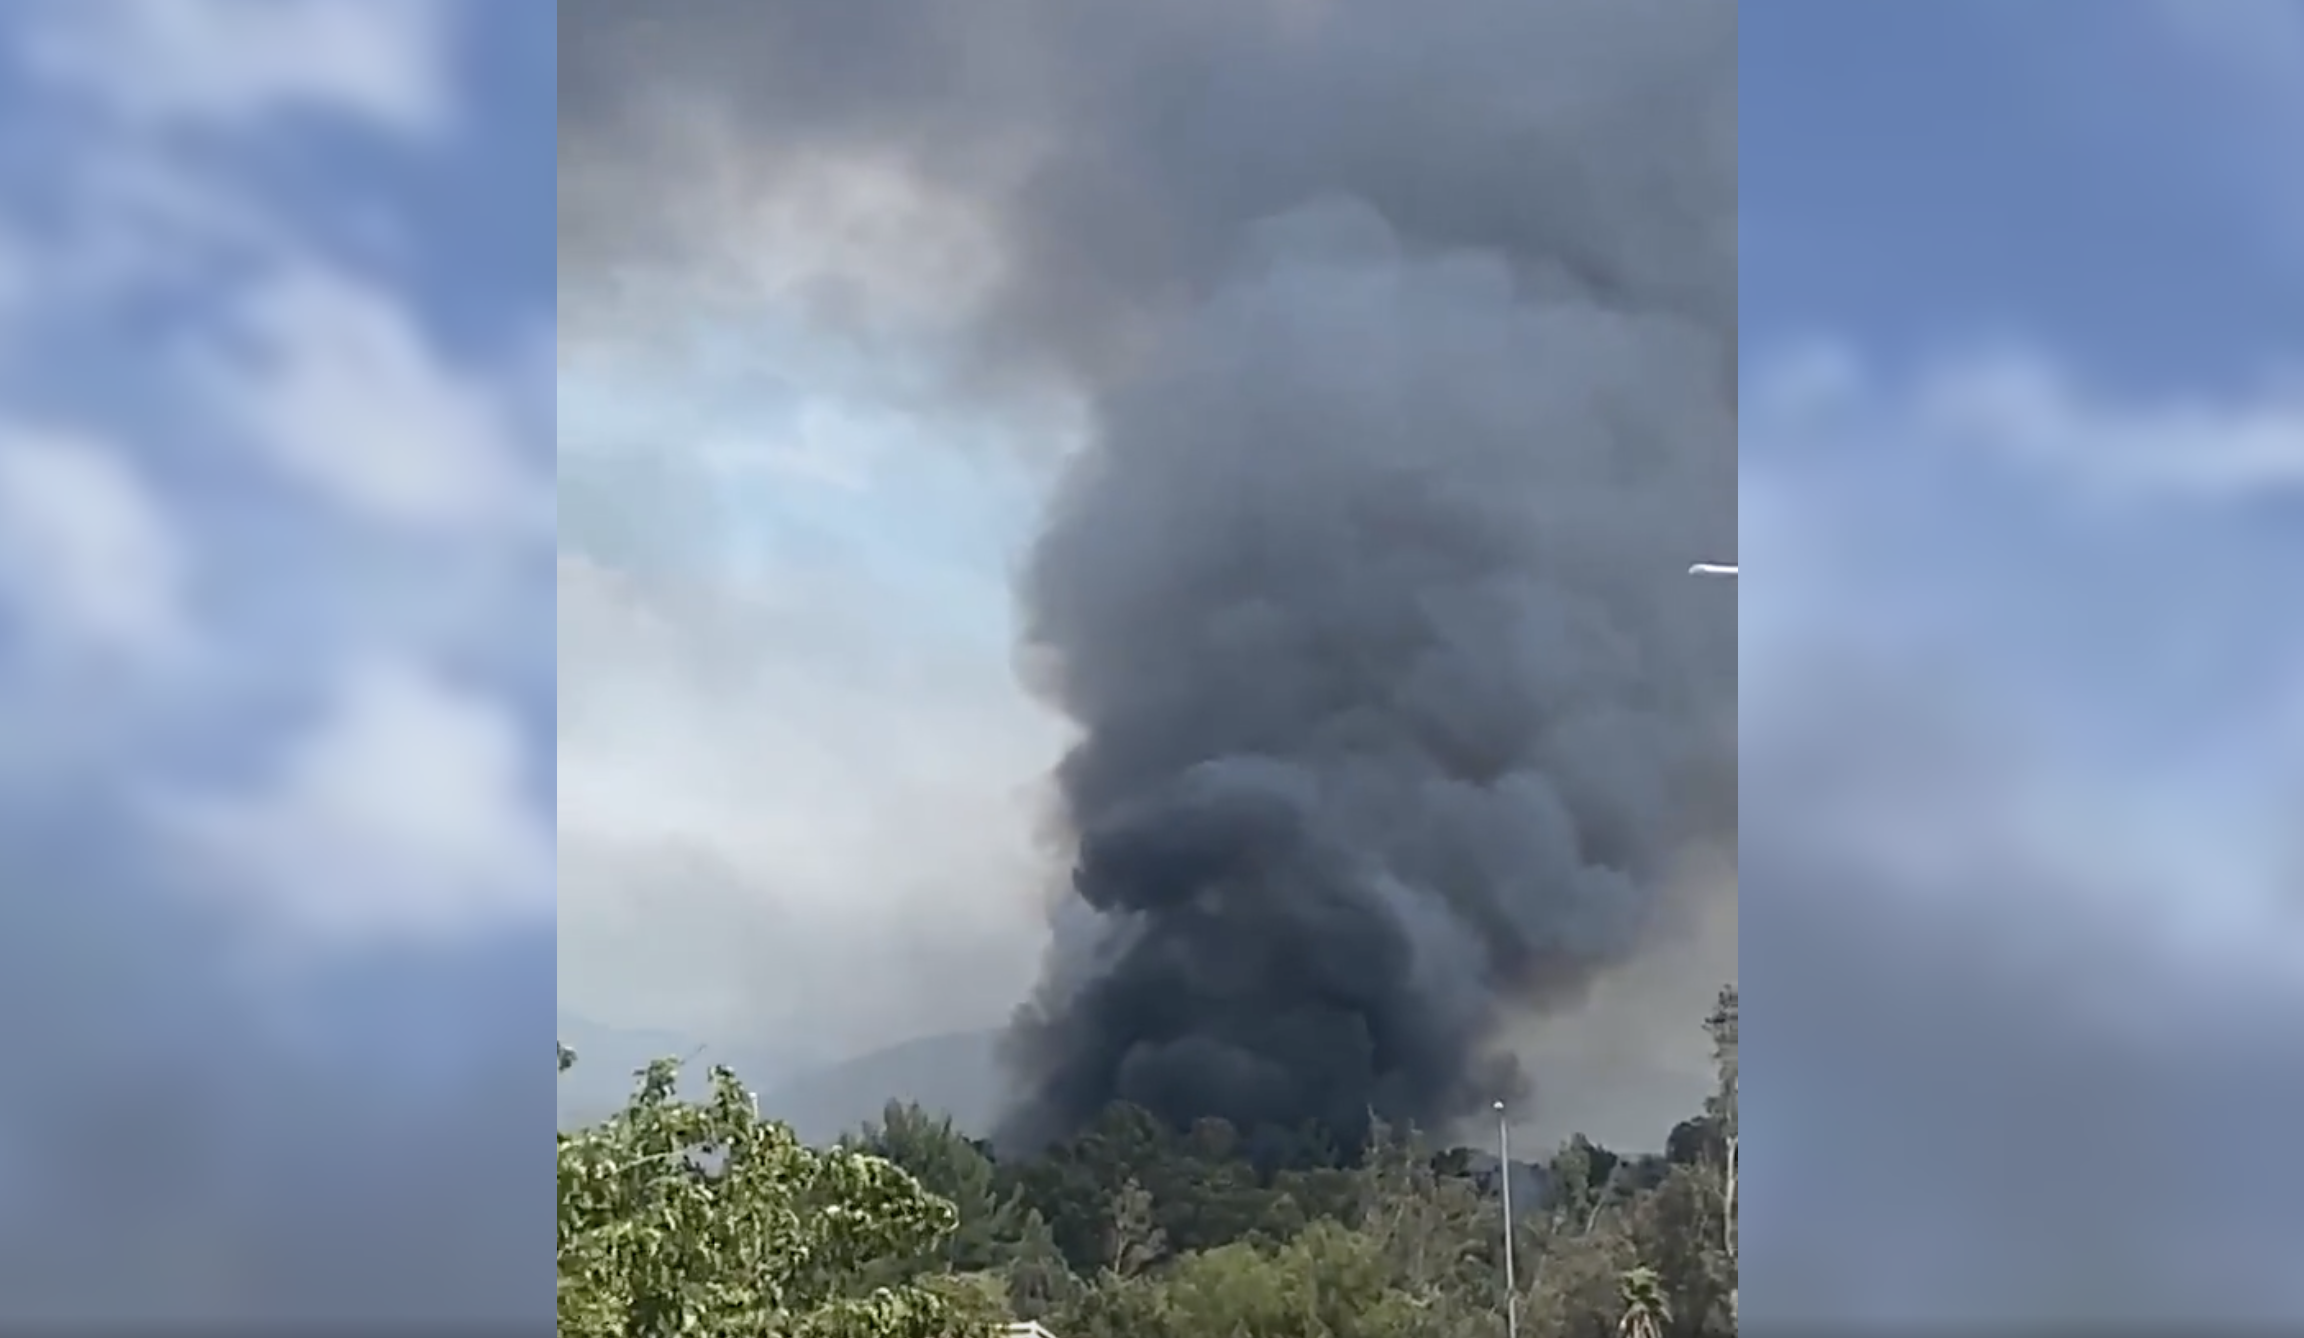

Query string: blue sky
1740 1 2304 1321
1746 3 2303 387
0 1 552 1323
1744 0 2302 926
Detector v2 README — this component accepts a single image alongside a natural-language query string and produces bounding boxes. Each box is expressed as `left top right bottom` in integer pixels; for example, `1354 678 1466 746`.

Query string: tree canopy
558 986 1739 1338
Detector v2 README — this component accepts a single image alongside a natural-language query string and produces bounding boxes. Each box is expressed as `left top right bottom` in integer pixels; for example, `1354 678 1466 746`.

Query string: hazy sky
558 323 1064 1065
1740 0 2304 1322
557 57 1067 1065
0 1 553 1322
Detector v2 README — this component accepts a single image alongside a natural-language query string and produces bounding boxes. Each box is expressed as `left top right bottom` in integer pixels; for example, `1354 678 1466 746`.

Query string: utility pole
1495 1100 1518 1338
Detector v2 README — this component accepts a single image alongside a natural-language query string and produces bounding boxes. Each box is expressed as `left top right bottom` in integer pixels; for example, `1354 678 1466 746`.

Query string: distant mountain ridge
556 1011 810 1129
557 1013 695 1128
573 1016 1701 1166
556 1014 1011 1141
757 1028 1007 1145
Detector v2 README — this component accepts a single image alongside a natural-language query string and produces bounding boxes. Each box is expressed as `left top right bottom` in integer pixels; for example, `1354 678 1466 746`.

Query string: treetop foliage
559 987 1738 1338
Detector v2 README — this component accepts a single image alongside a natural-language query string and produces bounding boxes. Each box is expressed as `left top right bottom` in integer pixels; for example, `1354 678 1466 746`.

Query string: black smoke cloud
560 0 1737 1146
559 0 1734 395
1005 204 1735 1144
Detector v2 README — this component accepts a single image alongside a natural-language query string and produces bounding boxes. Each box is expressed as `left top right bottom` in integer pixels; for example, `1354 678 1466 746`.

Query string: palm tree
1617 1264 1671 1338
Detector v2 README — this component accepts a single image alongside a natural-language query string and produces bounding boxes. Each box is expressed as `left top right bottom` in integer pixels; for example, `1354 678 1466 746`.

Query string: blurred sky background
1741 0 2304 1323
0 0 553 1323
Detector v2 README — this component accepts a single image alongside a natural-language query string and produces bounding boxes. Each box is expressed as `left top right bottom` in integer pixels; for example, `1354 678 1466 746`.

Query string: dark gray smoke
560 0 1737 1147
1004 194 1736 1145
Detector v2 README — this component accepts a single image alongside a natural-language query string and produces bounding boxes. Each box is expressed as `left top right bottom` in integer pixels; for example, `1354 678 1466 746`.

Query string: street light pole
1495 1099 1518 1338
1688 563 1738 576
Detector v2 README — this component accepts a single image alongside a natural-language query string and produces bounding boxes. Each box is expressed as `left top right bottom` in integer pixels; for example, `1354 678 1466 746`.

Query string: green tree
1703 985 1737 1328
1520 1222 1636 1338
1000 1208 1087 1320
850 1101 1020 1273
553 983 1743 1338
1617 1265 1671 1338
1161 1221 1450 1338
558 1055 962 1338
1351 1118 1493 1305
1106 1176 1167 1277
1006 1102 1170 1272
1052 1267 1173 1338
922 1269 1015 1335
1624 1164 1730 1337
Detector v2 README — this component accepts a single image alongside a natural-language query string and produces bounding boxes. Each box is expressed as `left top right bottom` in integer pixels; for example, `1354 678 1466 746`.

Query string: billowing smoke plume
1004 192 1736 1143
560 0 1736 1147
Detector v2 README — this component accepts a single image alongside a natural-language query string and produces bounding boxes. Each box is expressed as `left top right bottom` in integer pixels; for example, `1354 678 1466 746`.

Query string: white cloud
146 658 551 943
1750 341 2304 502
1740 336 2304 1321
182 263 547 534
0 425 192 657
40 149 298 302
18 0 457 138
0 4 547 549
1743 340 2304 988
1915 351 2304 500
693 403 894 493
